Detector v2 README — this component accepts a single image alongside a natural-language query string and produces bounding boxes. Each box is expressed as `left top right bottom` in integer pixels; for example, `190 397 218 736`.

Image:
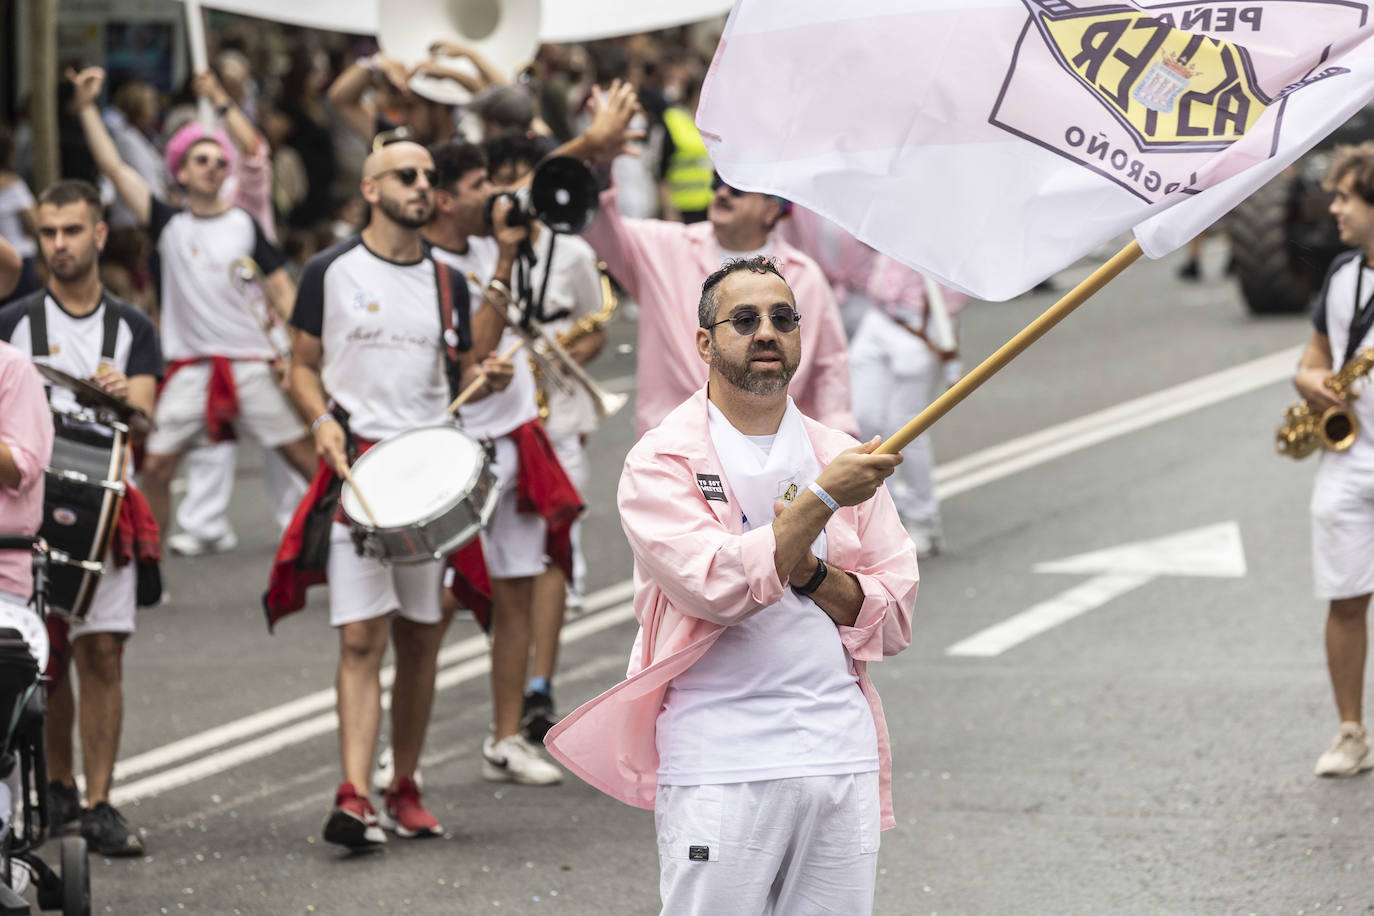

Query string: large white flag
697 1 1374 301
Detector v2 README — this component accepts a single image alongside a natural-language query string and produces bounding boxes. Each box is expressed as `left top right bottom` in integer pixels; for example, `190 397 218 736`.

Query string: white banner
191 0 731 42
697 1 1374 301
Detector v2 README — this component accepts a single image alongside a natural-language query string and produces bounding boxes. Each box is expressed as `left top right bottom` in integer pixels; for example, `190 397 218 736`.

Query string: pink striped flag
697 1 1374 300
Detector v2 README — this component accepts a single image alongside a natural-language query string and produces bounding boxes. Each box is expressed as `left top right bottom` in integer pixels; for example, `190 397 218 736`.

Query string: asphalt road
40 237 1374 915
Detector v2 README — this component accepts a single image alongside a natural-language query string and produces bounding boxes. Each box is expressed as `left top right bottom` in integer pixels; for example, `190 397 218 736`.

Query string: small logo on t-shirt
781 482 799 503
350 291 382 314
688 846 710 861
47 345 60 356
696 474 727 503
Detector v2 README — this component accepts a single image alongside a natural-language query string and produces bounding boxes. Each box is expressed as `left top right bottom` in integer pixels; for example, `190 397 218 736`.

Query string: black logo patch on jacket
696 474 727 503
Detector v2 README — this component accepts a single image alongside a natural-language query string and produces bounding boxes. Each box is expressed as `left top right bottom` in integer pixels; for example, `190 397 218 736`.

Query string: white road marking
946 522 1248 657
934 346 1301 499
115 349 1296 801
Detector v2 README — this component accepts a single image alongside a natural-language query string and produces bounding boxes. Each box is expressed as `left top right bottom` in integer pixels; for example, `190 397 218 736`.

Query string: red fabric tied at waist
112 483 160 568
161 356 241 442
511 419 583 582
263 436 493 631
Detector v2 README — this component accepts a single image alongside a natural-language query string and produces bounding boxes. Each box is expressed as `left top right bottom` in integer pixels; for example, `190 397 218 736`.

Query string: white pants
549 432 587 595
1311 451 1374 600
479 436 548 581
147 361 306 455
656 773 880 916
57 551 136 639
326 523 444 627
175 440 305 540
849 308 941 536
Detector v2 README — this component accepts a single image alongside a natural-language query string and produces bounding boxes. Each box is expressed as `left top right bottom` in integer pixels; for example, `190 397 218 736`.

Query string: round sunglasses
708 306 801 335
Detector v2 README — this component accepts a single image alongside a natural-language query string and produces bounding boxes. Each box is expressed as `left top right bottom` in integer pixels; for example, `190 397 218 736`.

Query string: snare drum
39 408 128 618
340 425 497 565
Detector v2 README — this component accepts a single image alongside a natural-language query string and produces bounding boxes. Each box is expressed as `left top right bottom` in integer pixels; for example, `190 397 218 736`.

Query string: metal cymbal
34 363 155 434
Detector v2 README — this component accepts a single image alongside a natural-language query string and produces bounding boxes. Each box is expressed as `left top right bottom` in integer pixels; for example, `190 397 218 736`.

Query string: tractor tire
1229 174 1313 315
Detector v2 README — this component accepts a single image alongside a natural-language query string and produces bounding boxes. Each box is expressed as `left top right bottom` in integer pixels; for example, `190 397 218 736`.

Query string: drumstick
446 339 527 414
339 466 381 529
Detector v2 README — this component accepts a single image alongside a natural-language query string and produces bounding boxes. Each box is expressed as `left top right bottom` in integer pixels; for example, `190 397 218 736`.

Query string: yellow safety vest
662 107 714 213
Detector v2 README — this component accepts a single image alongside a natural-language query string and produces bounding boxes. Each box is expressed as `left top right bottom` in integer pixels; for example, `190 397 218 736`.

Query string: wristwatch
791 558 828 597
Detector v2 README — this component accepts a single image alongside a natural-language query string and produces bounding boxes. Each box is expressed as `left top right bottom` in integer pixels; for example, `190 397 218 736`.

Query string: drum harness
20 289 122 371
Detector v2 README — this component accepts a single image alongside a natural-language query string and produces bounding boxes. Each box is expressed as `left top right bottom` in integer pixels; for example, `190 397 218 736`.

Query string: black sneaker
521 689 559 744
81 802 145 857
47 781 80 834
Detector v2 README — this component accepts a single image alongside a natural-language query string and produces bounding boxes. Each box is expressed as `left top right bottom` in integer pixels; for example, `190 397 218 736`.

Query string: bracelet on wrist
311 412 336 434
807 481 839 513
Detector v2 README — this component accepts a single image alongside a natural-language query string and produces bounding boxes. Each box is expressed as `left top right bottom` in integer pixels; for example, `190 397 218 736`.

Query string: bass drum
40 409 128 618
341 425 497 565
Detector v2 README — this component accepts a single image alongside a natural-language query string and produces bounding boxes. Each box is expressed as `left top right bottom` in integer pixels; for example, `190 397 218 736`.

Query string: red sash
161 356 241 442
112 483 160 568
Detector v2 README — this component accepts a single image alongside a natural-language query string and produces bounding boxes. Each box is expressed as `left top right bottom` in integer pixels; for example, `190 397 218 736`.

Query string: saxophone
1276 348 1374 459
533 262 620 420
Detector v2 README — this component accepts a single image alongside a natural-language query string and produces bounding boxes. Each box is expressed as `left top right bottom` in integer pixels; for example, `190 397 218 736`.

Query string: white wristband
311 412 336 434
807 481 839 512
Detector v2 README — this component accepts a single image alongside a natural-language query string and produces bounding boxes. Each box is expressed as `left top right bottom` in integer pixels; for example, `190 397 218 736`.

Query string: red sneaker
381 777 442 838
322 781 386 849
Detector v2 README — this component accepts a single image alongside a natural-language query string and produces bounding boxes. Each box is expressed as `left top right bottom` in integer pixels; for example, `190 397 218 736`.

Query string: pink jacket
0 342 54 600
544 387 918 830
583 188 856 437
866 253 970 318
778 204 877 305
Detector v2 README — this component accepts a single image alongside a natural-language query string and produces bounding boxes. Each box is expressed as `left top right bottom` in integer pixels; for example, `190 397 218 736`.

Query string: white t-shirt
147 199 285 362
655 423 879 786
526 228 606 439
430 237 539 440
1313 252 1374 461
291 237 469 442
0 290 164 418
0 181 36 258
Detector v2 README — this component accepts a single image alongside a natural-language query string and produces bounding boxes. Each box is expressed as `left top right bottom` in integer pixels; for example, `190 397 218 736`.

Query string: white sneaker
1315 722 1374 777
372 745 422 793
167 530 238 557
482 734 563 786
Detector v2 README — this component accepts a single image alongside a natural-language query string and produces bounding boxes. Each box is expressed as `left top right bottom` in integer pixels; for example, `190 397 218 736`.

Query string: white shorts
55 553 136 640
1311 455 1374 600
147 361 306 454
656 773 880 916
478 436 548 580
326 523 444 627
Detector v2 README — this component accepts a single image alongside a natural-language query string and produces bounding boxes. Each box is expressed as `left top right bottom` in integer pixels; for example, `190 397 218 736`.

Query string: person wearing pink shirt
580 117 855 437
0 338 53 603
777 204 878 339
546 256 916 915
852 254 970 558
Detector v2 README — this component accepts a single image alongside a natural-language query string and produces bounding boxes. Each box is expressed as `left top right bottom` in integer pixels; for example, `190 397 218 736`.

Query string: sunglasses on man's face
191 153 229 170
711 174 747 198
372 167 439 188
708 306 801 336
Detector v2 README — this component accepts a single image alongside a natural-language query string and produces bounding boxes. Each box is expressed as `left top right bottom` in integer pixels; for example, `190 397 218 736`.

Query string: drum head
342 426 486 529
0 599 50 673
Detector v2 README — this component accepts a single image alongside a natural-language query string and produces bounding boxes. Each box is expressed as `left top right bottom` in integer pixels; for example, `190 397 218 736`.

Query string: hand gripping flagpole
876 240 1143 455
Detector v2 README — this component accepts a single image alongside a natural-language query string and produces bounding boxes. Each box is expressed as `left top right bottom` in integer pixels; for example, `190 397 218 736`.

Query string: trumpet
533 263 620 420
1276 348 1374 459
229 257 292 362
497 300 627 421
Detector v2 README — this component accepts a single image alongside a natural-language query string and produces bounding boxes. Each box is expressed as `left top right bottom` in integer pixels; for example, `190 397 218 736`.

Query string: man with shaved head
267 138 512 849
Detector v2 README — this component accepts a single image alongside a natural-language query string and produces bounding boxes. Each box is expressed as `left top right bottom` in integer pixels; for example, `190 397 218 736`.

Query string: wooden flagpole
877 240 1144 455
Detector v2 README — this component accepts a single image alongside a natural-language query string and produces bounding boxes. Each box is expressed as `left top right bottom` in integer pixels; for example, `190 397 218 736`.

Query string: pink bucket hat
164 123 235 178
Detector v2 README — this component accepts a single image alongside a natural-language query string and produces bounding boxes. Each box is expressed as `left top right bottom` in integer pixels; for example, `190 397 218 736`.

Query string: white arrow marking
945 522 1246 657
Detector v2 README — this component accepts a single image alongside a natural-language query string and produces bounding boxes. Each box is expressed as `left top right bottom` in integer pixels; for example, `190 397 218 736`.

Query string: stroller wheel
59 837 89 916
